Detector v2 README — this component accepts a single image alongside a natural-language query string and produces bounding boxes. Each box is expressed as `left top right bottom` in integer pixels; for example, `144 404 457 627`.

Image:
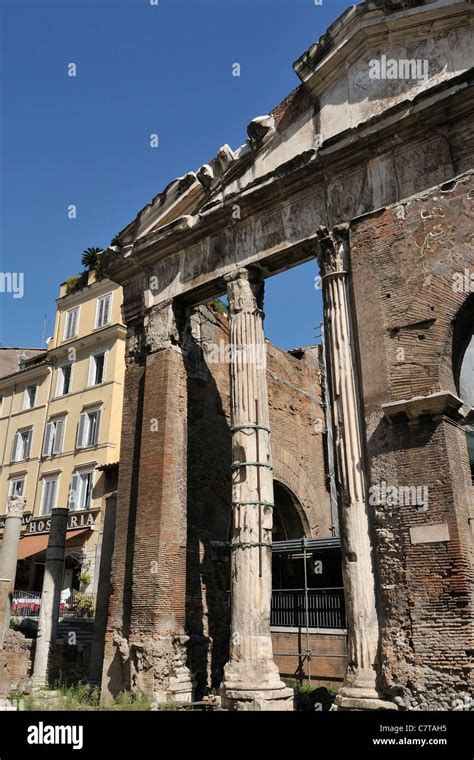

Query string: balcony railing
271 588 346 629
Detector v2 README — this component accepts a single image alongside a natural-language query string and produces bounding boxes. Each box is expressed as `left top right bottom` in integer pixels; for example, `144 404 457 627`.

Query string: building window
88 351 105 386
95 294 112 328
42 417 66 457
23 384 37 410
76 409 101 449
41 476 58 515
56 363 72 396
9 477 25 499
68 471 93 511
64 307 79 341
10 428 33 462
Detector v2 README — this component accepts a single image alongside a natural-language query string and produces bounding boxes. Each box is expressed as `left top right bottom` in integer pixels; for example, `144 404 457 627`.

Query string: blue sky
0 0 350 350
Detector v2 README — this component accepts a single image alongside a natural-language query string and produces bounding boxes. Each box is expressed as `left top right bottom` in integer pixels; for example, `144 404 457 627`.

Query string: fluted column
221 267 293 711
0 496 25 648
317 226 396 710
0 496 25 588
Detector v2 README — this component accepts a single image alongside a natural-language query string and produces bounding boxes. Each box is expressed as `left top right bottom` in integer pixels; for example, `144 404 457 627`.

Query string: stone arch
452 293 474 481
273 480 308 540
271 444 330 537
452 292 474 402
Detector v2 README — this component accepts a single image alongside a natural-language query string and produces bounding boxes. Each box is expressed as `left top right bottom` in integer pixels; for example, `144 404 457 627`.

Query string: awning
14 529 91 560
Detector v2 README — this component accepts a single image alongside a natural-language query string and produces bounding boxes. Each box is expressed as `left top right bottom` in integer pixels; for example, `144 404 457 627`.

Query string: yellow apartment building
0 270 125 607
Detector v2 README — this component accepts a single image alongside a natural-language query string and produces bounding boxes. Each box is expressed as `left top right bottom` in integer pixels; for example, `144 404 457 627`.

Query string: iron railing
11 590 41 618
11 590 96 620
271 588 346 629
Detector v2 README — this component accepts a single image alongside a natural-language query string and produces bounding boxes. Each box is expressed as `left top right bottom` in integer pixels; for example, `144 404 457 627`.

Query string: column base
31 675 48 691
332 685 398 711
221 684 294 711
331 669 398 711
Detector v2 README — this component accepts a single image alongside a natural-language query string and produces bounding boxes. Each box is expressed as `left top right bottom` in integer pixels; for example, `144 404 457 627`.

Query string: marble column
0 496 25 647
0 496 25 588
221 267 293 711
32 506 68 688
317 225 396 710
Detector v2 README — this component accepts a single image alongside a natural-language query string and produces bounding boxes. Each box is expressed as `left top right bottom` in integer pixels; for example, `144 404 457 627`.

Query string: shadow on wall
180 306 232 698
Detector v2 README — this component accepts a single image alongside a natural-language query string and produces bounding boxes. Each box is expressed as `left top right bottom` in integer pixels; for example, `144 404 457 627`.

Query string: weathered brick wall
102 301 332 700
185 306 331 691
0 630 32 697
102 329 146 701
267 344 330 536
350 171 474 709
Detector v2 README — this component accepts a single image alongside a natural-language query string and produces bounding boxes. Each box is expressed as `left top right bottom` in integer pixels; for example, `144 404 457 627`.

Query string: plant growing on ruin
207 298 229 315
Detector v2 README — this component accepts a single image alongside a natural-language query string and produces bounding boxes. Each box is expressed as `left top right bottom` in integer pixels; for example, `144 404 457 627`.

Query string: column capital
6 496 26 519
225 267 264 314
316 224 350 278
144 299 183 354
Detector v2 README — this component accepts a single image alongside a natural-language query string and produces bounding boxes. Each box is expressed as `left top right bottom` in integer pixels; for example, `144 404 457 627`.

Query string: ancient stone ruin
1 0 473 712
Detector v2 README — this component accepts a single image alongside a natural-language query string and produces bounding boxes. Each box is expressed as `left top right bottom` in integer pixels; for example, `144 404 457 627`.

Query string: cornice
104 71 474 291
0 363 51 389
293 1 473 96
50 323 127 356
56 277 120 309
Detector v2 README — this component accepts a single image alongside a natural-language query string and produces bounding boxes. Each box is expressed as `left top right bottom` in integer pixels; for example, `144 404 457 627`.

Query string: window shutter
45 481 52 513
56 369 63 397
46 479 57 512
68 474 79 510
53 418 65 455
92 410 101 444
24 430 32 459
42 481 50 514
103 295 111 324
43 479 56 514
43 422 53 457
10 433 19 463
71 309 77 337
76 413 86 448
97 298 104 327
88 356 95 387
66 309 78 340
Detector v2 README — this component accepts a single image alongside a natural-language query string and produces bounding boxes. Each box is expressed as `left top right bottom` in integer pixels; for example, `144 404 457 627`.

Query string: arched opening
271 480 345 628
272 481 307 541
452 294 474 482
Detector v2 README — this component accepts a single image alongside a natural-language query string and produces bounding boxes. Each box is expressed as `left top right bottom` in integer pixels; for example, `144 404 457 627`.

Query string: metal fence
271 588 346 629
11 590 95 620
11 590 41 618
